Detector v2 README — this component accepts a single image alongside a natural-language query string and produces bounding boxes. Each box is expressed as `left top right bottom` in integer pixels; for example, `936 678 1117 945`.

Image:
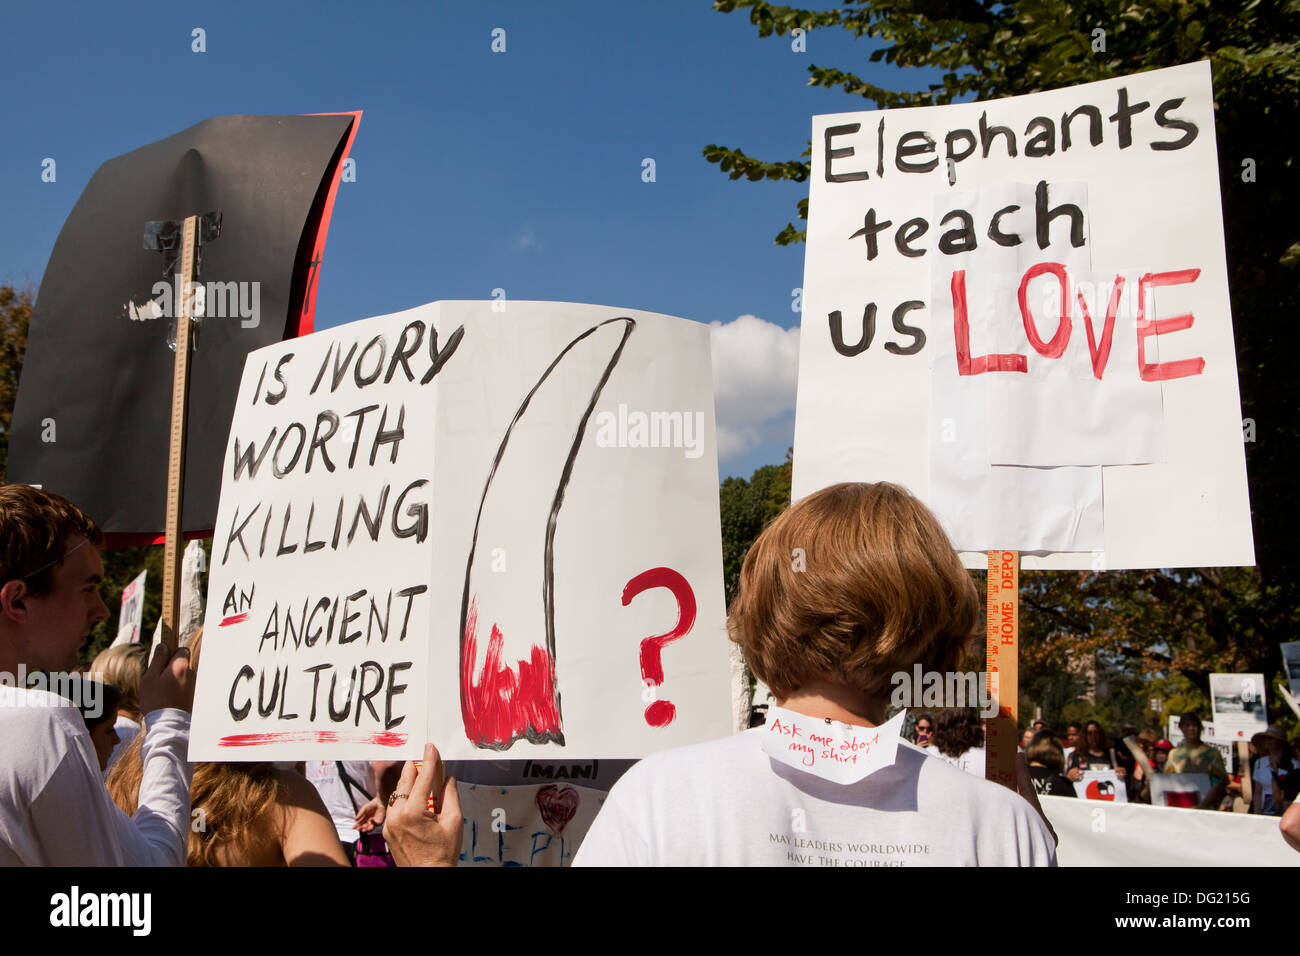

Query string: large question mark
621 567 696 727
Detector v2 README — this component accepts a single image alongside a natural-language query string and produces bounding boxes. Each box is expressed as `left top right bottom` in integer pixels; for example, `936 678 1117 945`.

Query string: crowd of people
1 480 1296 866
909 709 1298 816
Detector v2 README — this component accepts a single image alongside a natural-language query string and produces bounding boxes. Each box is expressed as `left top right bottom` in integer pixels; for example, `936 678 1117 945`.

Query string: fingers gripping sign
382 743 464 867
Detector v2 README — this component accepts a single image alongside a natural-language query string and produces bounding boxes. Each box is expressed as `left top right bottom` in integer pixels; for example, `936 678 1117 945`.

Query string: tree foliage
0 285 34 478
719 451 793 603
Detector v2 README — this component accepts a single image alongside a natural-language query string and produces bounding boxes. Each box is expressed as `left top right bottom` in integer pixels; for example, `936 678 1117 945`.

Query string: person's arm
31 708 192 866
274 769 349 866
1065 752 1083 781
32 644 194 866
1014 753 1058 847
1281 803 1300 852
1199 750 1229 810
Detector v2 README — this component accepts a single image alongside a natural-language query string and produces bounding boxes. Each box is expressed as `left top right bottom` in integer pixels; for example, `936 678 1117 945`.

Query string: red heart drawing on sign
536 784 581 836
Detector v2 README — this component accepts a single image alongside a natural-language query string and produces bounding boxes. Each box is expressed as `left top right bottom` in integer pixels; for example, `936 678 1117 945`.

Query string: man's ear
0 580 29 624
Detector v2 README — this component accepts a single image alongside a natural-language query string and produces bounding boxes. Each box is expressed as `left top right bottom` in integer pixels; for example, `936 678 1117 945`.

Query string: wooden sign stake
985 549 1019 790
159 215 198 652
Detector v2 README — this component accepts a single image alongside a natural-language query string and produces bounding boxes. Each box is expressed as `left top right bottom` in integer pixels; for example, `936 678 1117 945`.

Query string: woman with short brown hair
573 482 1056 866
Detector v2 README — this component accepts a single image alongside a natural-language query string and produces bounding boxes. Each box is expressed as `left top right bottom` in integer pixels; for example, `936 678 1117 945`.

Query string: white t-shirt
1253 756 1278 814
573 728 1055 866
933 746 985 778
107 713 142 772
305 760 377 845
0 686 193 866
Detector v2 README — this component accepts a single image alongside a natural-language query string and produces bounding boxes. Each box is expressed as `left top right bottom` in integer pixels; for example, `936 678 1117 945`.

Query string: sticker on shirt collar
761 706 905 785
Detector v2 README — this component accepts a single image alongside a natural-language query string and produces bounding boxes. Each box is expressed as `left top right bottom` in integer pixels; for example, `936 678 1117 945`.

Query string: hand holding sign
382 743 463 867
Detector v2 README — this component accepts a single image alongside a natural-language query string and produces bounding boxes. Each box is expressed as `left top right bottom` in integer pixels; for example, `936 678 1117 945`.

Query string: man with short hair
0 484 195 865
571 482 1056 866
1164 712 1228 811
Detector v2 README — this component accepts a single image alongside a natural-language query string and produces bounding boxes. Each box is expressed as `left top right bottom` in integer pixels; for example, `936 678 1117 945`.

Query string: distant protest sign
190 301 730 760
1209 672 1267 741
1281 642 1300 698
111 570 147 647
793 61 1252 570
1150 772 1211 809
1074 769 1126 803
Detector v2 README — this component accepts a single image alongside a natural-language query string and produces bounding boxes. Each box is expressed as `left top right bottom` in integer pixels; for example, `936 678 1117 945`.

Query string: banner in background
1042 796 1295 866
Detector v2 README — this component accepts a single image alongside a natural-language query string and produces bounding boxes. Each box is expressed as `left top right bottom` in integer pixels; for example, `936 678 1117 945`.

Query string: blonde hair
728 482 980 700
103 626 283 866
106 737 281 866
91 643 148 721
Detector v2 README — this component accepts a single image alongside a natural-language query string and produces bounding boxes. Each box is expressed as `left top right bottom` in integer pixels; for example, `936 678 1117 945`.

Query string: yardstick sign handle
985 549 1019 790
159 214 198 652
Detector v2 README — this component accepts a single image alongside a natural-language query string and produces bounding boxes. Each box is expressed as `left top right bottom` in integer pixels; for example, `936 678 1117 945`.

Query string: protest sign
1209 672 1267 740
793 61 1252 570
189 301 730 761
8 113 359 540
111 570 147 647
1149 772 1212 809
457 782 607 867
1281 642 1300 698
1074 768 1126 803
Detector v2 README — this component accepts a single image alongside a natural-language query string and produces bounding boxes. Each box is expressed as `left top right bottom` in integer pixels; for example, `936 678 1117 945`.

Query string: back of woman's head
931 707 985 758
90 644 148 720
1026 731 1066 775
104 625 280 866
728 482 980 701
106 737 280 866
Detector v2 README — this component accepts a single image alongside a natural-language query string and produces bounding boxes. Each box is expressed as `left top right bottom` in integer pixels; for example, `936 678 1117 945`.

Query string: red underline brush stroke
218 730 407 747
219 612 249 627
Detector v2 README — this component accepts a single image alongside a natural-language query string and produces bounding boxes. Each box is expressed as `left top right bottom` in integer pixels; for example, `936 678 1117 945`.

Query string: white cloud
515 225 540 250
709 314 799 464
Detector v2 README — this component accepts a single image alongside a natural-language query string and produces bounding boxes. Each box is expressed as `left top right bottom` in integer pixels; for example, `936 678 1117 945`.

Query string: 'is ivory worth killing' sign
793 61 1253 570
189 301 730 760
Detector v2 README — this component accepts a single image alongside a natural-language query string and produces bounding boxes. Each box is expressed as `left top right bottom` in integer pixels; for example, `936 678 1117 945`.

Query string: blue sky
0 0 924 478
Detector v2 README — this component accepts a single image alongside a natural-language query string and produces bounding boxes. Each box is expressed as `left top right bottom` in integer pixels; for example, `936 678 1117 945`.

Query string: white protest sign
761 706 905 784
794 61 1253 569
111 570 147 647
1149 772 1211 809
1074 768 1126 803
190 301 730 761
1209 672 1267 740
457 781 606 867
1280 642 1300 699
